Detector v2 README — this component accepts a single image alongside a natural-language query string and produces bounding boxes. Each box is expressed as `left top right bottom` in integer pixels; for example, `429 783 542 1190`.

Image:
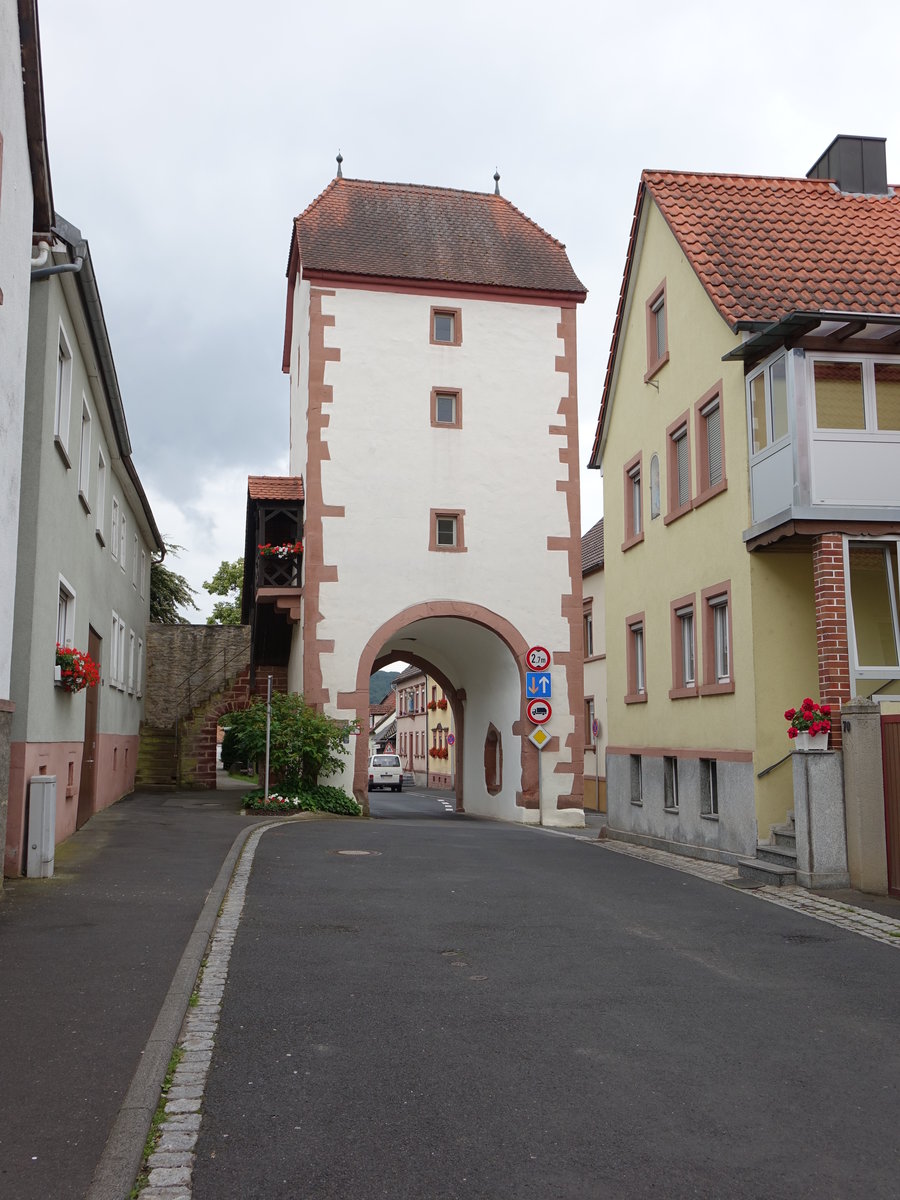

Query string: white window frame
711 597 730 684
95 449 107 542
55 324 73 455
77 395 92 508
583 609 594 658
57 575 76 648
807 353 900 437
701 758 719 817
111 611 120 686
136 638 144 697
127 629 136 694
677 605 695 688
664 756 679 811
747 351 789 458
629 465 642 536
132 534 139 587
435 392 457 424
630 621 645 696
436 516 456 547
111 497 120 560
140 549 147 599
844 535 900 698
117 615 126 688
120 512 127 572
673 425 690 508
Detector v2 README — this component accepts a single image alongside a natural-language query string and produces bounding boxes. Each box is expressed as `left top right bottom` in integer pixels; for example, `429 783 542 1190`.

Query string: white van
368 753 403 792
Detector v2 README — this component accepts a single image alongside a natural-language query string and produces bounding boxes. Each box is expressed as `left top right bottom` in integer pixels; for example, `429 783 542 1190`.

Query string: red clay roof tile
581 518 604 575
248 476 304 501
643 170 900 325
292 177 586 296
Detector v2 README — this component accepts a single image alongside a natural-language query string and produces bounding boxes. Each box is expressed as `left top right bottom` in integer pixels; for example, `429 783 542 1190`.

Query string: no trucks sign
526 698 552 725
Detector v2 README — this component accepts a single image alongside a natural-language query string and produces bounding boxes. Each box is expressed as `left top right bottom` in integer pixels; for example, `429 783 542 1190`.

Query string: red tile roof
248 476 304 501
581 518 604 576
644 170 900 326
292 177 586 296
589 168 900 467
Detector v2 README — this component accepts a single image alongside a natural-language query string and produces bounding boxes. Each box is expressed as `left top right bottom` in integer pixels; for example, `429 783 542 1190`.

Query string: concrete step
771 823 797 849
756 842 798 867
737 857 797 887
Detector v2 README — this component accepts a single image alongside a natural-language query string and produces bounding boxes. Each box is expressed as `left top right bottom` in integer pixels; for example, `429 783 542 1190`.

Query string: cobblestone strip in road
136 822 280 1200
596 837 900 948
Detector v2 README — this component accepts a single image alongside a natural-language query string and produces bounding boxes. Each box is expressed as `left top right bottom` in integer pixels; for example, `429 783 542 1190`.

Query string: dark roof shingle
293 177 586 295
581 518 604 575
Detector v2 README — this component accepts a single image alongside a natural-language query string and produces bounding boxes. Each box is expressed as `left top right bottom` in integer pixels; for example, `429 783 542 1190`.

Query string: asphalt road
0 790 249 1200
192 808 900 1200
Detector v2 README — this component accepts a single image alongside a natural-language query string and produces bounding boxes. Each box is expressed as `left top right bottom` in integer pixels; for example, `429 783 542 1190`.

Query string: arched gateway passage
338 601 549 819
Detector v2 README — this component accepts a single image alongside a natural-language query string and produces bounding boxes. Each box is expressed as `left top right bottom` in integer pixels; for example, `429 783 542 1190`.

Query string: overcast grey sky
37 0 900 619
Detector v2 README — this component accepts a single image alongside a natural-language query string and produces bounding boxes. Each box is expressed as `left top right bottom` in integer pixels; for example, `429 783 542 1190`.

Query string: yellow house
589 135 900 882
581 519 606 813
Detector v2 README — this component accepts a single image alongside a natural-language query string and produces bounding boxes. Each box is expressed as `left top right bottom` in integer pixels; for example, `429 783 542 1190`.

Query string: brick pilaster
812 533 851 749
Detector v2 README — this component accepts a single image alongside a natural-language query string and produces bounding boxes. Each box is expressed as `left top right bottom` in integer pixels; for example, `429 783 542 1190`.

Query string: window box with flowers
427 700 437 711
55 644 100 694
258 541 303 559
784 698 832 751
437 699 448 710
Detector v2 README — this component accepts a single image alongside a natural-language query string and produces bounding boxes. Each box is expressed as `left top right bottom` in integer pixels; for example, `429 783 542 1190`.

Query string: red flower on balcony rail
258 542 303 559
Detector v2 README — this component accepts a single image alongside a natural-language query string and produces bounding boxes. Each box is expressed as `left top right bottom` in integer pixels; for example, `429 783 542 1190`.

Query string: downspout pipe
31 255 83 281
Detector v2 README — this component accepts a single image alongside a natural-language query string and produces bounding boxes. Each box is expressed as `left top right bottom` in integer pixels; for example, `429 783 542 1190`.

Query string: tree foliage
150 541 199 624
226 692 356 793
203 557 244 626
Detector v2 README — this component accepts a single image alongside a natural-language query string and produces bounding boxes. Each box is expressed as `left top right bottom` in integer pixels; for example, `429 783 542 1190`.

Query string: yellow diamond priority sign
528 725 551 750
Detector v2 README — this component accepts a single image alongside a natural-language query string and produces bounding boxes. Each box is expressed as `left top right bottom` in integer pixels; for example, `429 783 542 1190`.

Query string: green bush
220 726 240 772
226 693 356 793
243 785 362 816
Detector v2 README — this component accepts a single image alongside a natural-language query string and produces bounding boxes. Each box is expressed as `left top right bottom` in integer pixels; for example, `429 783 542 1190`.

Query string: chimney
807 135 889 195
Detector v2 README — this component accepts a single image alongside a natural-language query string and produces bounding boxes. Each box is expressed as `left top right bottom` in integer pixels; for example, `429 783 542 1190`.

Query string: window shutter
676 433 690 507
706 405 722 486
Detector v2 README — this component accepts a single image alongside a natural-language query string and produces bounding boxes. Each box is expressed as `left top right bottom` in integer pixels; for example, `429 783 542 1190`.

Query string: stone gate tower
280 169 587 822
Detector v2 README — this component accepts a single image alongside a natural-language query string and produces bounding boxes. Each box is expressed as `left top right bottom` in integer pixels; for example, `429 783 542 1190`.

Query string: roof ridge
643 167 840 186
334 176 497 199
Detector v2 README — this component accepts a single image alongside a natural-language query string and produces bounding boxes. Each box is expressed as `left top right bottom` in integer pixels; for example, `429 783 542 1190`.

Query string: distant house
5 214 162 875
0 0 54 884
581 519 606 814
589 135 900 886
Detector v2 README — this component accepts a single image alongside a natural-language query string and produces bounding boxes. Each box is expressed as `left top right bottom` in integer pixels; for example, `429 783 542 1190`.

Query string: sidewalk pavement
0 786 252 1200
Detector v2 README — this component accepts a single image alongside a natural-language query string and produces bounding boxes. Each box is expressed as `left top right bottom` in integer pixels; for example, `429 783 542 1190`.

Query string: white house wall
291 282 584 823
0 0 34 700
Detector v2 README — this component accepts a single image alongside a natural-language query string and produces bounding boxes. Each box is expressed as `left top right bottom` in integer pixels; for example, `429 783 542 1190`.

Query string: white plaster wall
11 270 153 743
0 0 34 698
296 285 580 823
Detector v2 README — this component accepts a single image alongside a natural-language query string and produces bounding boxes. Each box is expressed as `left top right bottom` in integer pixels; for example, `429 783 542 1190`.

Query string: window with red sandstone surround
430 306 462 346
665 412 692 524
622 453 643 551
644 280 668 381
669 595 698 699
694 382 727 506
431 387 462 429
430 509 467 553
700 583 734 695
625 613 647 704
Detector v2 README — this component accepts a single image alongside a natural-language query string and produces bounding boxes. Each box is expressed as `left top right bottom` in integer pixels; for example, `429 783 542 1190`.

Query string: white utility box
27 775 57 878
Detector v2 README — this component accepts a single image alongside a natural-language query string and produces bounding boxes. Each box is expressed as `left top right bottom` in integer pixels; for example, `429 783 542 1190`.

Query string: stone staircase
136 724 178 790
737 814 798 886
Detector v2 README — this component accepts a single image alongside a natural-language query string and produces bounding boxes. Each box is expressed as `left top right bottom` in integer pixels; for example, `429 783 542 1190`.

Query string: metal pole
264 674 273 801
538 746 543 826
595 730 600 812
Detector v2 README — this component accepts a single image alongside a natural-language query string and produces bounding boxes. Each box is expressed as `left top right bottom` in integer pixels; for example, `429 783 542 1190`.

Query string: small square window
431 388 462 428
436 517 456 546
430 509 466 553
431 307 462 346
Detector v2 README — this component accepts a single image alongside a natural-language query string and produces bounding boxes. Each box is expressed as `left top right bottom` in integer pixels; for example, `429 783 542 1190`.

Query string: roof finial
493 168 501 196
336 151 343 179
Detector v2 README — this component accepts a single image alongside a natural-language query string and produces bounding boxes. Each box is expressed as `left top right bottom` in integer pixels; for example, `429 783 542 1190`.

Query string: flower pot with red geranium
55 644 100 694
784 697 832 751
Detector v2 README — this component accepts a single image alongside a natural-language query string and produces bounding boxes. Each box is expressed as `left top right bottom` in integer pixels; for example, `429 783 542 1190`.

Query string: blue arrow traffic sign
526 672 552 698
